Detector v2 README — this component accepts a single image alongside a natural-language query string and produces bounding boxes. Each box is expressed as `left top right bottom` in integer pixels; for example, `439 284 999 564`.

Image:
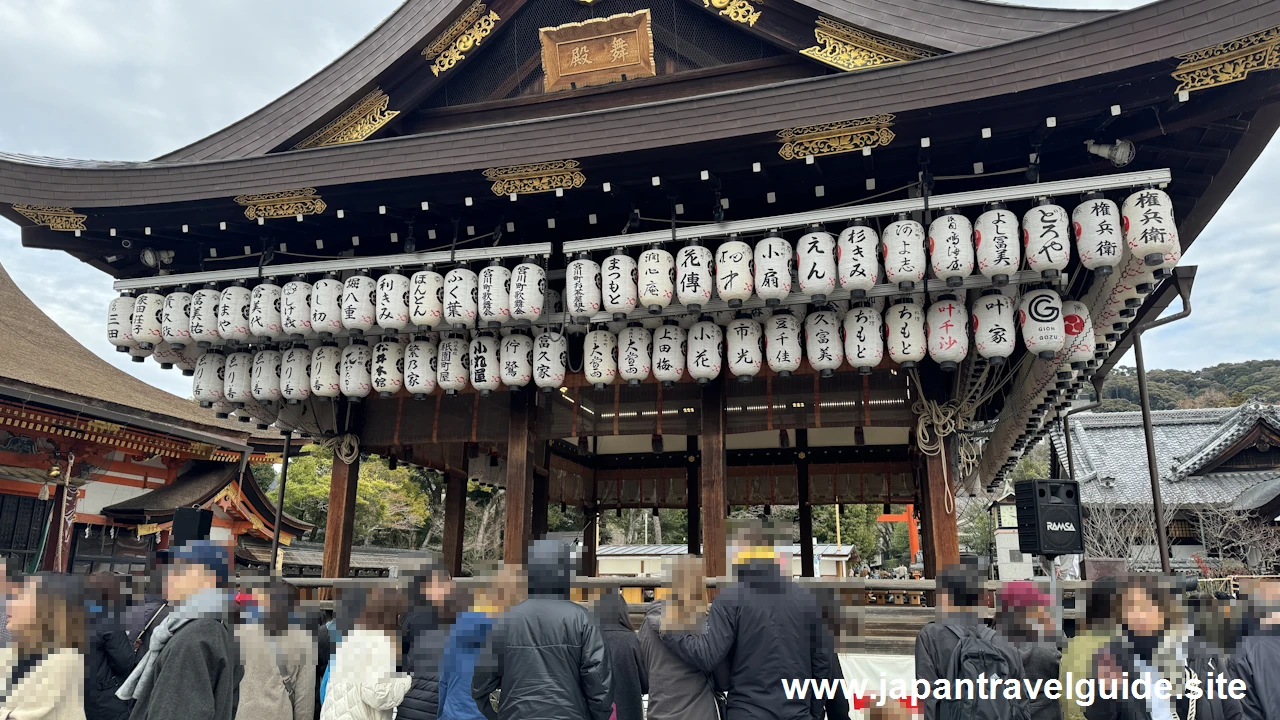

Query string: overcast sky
0 0 1275 400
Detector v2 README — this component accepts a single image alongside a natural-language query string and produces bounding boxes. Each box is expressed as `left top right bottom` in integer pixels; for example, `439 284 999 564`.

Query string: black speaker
172 507 213 548
1015 479 1084 557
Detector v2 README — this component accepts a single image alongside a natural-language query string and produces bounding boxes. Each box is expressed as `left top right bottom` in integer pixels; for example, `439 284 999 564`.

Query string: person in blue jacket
440 564 523 720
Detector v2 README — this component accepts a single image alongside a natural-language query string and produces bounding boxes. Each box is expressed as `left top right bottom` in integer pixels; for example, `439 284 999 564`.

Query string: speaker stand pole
1041 554 1061 638
270 432 294 578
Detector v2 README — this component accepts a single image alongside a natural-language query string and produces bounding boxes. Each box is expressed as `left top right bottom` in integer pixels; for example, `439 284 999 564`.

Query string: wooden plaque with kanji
539 9 656 93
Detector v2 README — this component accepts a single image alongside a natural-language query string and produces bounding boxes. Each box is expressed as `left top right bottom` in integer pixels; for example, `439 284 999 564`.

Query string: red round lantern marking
1122 215 1130 234
974 230 982 248
1064 314 1085 336
1073 221 1083 239
1022 229 1030 247
1017 309 1027 327
928 237 935 255
972 314 979 332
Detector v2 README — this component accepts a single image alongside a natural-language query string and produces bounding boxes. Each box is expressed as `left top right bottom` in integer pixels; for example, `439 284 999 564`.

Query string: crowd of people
0 534 1277 720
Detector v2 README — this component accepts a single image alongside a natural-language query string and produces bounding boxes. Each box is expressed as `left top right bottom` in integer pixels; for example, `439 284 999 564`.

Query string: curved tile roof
1 0 1273 210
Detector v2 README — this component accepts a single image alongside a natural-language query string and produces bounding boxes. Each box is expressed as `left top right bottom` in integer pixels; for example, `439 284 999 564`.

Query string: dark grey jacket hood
528 539 572 599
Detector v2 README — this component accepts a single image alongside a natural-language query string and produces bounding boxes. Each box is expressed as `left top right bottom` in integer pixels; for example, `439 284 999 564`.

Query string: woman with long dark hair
0 573 88 719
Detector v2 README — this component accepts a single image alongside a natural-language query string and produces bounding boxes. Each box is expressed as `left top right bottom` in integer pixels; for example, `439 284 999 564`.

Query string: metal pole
270 433 294 578
1133 332 1173 575
1061 376 1106 482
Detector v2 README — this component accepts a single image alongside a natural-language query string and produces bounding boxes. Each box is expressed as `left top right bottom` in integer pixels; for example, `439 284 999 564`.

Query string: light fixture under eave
1085 139 1135 168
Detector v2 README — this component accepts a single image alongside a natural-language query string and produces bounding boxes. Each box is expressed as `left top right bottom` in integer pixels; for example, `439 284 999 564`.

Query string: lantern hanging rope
321 433 361 465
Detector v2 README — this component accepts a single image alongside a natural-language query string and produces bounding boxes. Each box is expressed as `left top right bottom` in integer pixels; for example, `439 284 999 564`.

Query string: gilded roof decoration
293 89 401 149
777 113 895 160
11 204 87 232
703 0 760 27
1173 24 1280 92
424 1 501 77
483 159 587 196
234 188 327 220
801 17 938 72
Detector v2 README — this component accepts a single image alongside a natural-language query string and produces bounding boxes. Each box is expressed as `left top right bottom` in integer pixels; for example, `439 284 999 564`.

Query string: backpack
937 624 1028 720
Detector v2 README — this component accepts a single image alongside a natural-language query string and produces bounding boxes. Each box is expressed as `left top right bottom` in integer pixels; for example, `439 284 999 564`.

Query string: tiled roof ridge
1167 399 1280 482
1070 406 1243 428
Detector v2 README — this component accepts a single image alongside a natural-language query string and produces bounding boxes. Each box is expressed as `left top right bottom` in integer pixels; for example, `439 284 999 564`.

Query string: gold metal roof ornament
425 1 501 77
293 89 401 149
801 18 938 72
777 113 896 160
1172 24 1280 93
234 188 327 220
703 0 760 27
483 160 587 196
12 204 87 232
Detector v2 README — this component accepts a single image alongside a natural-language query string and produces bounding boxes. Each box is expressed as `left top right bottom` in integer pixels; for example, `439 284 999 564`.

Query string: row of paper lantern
190 290 1095 403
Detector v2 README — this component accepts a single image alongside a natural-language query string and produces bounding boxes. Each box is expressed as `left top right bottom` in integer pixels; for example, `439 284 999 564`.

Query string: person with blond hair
0 573 88 720
440 564 524 720
638 556 722 720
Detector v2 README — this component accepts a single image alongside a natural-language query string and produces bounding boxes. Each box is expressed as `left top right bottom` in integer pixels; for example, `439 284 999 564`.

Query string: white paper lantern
1019 288 1065 359
189 287 221 348
1122 187 1179 266
405 337 439 399
974 204 1020 286
1023 202 1071 277
223 351 254 404
510 261 546 325
927 296 969 371
534 332 568 392
311 275 344 337
971 290 1017 365
377 272 411 333
410 269 445 329
151 341 181 370
218 284 253 345
500 331 534 389
886 300 926 367
804 310 843 377
882 217 926 291
438 336 470 395
469 333 500 395
566 255 602 323
251 349 283 402
652 323 686 387
310 343 342 398
236 398 277 430
176 343 204 376
797 230 838 302
372 339 405 398
765 312 802 376
726 316 763 383
160 291 193 350
543 288 563 316
341 275 377 336
602 252 639 320
131 292 165 350
1062 300 1096 369
687 318 723 384
676 243 714 311
754 235 793 307
249 283 283 341
107 294 138 352
443 268 479 330
340 341 373 400
281 280 313 340
638 246 676 314
1072 195 1123 277
584 328 618 389
715 239 754 308
281 346 312 403
478 263 511 328
618 324 652 385
838 224 879 298
843 304 883 374
193 351 226 407
929 210 975 288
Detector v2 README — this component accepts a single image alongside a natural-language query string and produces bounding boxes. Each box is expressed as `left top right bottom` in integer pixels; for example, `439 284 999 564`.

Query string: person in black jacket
1230 579 1280 720
86 572 136 720
473 539 613 720
659 534 832 720
595 591 647 720
398 560 462 720
813 587 851 720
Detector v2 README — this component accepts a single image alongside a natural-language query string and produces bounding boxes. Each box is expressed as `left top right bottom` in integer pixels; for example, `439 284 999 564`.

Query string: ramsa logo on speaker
1047 521 1077 532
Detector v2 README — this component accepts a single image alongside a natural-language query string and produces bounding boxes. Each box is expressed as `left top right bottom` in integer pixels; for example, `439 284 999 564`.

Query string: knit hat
171 540 230 584
999 580 1050 611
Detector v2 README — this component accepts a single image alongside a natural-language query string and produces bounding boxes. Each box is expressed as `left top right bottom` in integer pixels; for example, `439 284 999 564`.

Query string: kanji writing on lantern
734 348 750 363
693 349 710 368
989 326 1008 344
1090 201 1112 217
720 270 739 290
680 274 702 293
1134 191 1162 209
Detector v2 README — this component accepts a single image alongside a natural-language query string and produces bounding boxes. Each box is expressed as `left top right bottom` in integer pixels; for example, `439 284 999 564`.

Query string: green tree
958 498 996 557
249 463 278 496
1010 441 1050 482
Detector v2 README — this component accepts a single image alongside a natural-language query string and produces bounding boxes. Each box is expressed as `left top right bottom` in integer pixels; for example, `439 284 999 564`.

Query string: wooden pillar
504 392 535 566
921 440 960 578
701 379 728 581
322 454 361 583
686 435 700 556
583 507 599 577
442 469 467 578
796 429 814 578
531 440 550 540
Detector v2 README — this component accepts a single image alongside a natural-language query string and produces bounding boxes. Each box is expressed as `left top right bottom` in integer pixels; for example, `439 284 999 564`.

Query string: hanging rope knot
320 433 360 465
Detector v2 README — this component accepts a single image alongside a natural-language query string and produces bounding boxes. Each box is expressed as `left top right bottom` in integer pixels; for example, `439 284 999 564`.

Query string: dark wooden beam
531 439 550 540
687 435 700 556
583 438 599 577
797 429 813 578
504 391 536 565
702 378 728 582
322 453 361 588
442 443 469 577
920 440 959 578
